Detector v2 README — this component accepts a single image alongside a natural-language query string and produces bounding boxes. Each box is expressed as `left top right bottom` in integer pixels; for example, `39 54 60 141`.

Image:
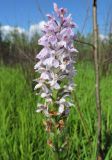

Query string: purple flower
34 3 77 117
36 48 49 60
36 104 49 116
40 72 50 80
38 36 49 47
54 3 67 18
48 35 57 46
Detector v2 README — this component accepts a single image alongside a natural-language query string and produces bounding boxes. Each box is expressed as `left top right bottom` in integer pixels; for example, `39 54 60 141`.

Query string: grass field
0 62 112 160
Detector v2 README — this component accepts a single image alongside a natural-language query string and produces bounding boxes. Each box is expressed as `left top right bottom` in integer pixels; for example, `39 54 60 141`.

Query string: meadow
0 62 112 160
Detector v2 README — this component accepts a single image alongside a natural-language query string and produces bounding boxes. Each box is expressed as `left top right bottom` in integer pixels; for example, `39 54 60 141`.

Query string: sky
0 0 112 35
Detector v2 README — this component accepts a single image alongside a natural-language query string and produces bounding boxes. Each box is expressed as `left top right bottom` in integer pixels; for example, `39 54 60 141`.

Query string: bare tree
92 0 102 159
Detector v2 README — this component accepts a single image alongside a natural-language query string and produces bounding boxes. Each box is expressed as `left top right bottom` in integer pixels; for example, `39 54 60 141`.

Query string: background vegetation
0 26 112 159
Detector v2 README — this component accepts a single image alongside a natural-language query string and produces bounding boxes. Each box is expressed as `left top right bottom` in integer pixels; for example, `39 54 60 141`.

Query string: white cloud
0 21 46 39
0 25 25 37
29 21 45 36
99 34 108 41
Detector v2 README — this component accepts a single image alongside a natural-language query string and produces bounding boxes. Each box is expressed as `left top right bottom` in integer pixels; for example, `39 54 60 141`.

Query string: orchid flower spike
34 3 78 150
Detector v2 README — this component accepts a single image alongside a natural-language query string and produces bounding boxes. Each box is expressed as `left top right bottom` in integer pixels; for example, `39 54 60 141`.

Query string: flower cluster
34 3 77 149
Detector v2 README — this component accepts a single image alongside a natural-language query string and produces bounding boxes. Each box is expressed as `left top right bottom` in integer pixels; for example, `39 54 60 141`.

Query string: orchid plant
34 3 78 157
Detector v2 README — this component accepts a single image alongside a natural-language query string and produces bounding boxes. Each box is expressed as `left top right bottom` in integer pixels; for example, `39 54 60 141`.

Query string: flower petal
40 72 50 80
59 104 64 113
34 83 42 90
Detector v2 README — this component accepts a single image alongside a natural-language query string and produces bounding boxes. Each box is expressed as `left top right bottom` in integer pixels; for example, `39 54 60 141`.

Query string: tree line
0 25 112 75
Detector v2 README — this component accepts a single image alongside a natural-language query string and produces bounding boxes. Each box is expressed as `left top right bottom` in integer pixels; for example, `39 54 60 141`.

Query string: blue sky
0 0 112 34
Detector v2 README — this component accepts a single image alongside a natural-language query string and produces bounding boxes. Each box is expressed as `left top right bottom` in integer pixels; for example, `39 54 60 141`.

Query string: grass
0 62 112 160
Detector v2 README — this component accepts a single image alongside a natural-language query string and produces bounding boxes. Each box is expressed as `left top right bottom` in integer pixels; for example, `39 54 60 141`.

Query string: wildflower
34 3 77 150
